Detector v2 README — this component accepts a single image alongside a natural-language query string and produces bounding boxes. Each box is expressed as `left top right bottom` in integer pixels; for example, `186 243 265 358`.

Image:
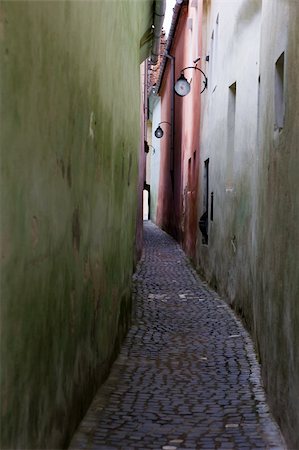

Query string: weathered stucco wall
198 0 299 447
199 0 262 323
154 0 203 255
178 0 202 261
254 1 299 447
156 5 188 240
0 1 153 448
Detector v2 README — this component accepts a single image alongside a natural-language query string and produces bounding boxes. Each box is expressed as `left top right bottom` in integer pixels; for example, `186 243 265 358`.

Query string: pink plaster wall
157 1 203 261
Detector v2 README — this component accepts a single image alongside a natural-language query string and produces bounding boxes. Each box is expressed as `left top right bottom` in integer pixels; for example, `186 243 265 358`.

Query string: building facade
149 0 299 447
150 0 204 262
0 1 160 448
198 1 299 447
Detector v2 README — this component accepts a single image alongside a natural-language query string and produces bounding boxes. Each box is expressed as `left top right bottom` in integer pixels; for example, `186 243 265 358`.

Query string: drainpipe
144 59 149 138
151 0 166 65
165 51 175 193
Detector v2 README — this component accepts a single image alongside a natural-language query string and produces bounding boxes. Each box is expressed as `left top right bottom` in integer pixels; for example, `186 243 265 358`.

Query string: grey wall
254 1 299 447
198 1 299 447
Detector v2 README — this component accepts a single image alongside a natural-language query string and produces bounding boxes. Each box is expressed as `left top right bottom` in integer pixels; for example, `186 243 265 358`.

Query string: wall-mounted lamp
148 144 156 154
154 121 171 139
174 65 208 97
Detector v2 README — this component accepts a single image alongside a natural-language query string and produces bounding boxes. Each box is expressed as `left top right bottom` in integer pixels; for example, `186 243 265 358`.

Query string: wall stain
96 165 101 182
72 207 81 255
83 256 91 282
89 112 96 140
70 289 76 335
61 159 65 178
25 252 51 268
121 154 125 180
91 258 103 317
0 5 7 40
127 153 132 186
67 160 72 188
31 216 39 249
1 233 11 262
56 158 65 179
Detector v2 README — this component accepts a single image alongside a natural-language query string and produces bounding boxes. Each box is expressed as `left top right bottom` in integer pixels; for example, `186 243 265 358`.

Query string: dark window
275 52 285 130
199 158 209 245
210 192 214 221
226 82 236 187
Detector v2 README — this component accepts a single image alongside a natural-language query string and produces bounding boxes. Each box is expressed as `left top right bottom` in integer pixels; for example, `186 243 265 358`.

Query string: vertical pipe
165 52 175 190
151 0 167 65
144 59 148 138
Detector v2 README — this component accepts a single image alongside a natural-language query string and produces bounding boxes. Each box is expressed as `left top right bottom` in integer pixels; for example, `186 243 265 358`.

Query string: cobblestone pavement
70 221 286 450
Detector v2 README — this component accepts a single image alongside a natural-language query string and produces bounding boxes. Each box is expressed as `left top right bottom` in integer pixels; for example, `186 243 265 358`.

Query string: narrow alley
70 222 285 450
1 0 299 448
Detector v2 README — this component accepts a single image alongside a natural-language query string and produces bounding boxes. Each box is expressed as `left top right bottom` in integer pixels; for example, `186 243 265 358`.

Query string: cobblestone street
70 222 285 450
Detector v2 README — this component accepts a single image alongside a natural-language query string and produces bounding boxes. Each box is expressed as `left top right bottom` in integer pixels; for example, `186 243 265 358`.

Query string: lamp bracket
180 66 208 93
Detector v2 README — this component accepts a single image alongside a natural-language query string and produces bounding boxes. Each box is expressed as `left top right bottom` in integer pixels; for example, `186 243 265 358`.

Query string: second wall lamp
154 121 171 139
174 65 208 97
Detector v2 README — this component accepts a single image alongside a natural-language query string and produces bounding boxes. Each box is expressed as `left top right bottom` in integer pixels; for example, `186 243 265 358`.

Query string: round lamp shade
174 73 191 97
154 126 164 139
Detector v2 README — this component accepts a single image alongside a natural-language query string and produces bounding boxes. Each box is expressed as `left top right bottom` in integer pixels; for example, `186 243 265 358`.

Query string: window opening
275 52 285 131
226 82 236 188
210 192 214 221
199 158 209 244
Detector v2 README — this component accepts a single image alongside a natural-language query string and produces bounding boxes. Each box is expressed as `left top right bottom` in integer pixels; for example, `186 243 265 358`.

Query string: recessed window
226 82 236 186
228 82 236 142
204 158 209 217
257 75 261 137
275 52 285 131
199 159 209 245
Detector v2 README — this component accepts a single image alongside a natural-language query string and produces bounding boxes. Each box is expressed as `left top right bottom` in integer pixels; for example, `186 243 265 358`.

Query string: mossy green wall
0 1 153 448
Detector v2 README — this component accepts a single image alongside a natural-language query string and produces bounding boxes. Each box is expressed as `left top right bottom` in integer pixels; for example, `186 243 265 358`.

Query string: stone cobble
69 222 286 450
